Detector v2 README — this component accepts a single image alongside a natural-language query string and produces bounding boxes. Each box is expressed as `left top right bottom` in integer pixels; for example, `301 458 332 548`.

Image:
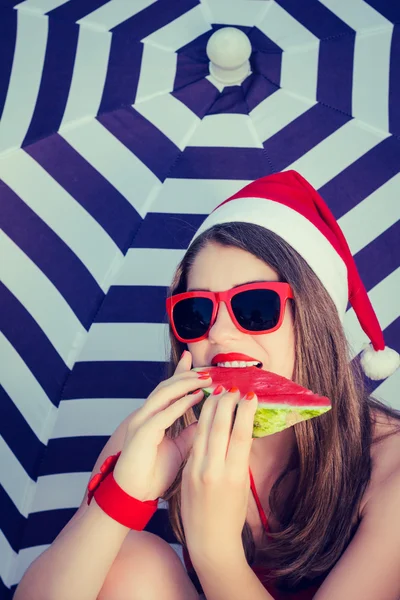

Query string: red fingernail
212 385 224 395
228 386 239 393
244 391 255 400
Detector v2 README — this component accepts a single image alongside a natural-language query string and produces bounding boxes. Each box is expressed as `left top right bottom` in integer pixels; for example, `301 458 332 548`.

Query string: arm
193 548 275 600
313 469 400 599
194 469 400 600
14 410 138 600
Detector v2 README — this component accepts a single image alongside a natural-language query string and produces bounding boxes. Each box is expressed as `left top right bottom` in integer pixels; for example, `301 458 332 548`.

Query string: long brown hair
161 222 400 592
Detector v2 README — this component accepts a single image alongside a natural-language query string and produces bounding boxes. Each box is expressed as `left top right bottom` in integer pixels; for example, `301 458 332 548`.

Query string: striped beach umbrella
0 0 399 597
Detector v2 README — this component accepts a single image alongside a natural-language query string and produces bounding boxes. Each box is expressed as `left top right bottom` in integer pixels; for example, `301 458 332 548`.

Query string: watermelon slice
191 366 331 438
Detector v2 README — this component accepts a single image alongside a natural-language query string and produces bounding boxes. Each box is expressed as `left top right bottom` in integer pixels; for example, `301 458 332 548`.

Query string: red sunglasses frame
166 281 294 343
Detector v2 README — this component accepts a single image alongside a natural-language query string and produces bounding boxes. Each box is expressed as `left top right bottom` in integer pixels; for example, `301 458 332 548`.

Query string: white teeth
216 361 260 368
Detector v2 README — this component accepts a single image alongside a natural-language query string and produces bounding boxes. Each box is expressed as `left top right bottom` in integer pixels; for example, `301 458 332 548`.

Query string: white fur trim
360 344 400 380
189 197 348 319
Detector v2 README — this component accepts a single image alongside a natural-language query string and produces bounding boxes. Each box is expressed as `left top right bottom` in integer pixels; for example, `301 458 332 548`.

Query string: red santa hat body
189 170 399 381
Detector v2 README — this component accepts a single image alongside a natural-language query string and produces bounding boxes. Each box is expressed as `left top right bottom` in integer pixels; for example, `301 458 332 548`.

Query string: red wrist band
87 452 159 530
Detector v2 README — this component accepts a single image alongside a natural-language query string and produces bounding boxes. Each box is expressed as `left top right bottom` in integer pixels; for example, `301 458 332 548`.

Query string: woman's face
186 242 296 380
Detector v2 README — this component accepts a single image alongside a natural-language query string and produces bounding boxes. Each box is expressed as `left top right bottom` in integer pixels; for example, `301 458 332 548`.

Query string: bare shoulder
360 408 400 516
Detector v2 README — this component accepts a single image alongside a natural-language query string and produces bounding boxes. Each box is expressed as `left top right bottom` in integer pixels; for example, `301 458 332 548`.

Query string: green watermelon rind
192 377 331 438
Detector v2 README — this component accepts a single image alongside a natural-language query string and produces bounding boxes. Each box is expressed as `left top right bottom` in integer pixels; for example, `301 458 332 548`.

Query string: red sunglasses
166 281 294 343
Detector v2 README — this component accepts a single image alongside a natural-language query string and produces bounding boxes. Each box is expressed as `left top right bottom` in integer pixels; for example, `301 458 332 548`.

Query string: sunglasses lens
173 297 213 340
231 289 281 331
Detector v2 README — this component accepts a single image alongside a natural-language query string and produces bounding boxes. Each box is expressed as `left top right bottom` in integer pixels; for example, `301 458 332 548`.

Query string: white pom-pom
360 344 400 380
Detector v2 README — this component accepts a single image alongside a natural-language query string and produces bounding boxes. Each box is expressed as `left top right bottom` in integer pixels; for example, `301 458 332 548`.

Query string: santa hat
188 170 399 381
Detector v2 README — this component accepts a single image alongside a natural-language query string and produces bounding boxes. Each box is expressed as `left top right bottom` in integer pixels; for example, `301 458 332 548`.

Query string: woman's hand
181 383 258 566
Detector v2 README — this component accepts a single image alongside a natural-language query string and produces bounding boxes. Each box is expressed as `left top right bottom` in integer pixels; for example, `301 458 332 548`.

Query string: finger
138 389 204 445
207 388 240 467
133 374 212 427
226 392 258 475
174 349 192 375
190 386 222 465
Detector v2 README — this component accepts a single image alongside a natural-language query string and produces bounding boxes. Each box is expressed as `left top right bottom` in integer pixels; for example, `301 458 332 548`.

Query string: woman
15 171 400 600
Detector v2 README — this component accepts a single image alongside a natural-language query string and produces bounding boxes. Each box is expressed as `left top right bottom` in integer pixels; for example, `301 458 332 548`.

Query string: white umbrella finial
206 27 252 85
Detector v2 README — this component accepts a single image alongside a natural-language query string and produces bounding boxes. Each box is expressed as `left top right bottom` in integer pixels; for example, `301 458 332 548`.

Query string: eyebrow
187 279 271 292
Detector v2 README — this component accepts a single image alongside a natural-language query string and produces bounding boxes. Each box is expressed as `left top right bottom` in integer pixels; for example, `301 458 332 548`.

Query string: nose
207 300 241 342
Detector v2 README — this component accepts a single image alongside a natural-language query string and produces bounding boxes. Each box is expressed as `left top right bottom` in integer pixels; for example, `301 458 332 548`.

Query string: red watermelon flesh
191 366 331 438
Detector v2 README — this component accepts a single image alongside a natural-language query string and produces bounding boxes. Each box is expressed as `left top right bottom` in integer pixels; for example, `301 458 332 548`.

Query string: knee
98 530 198 600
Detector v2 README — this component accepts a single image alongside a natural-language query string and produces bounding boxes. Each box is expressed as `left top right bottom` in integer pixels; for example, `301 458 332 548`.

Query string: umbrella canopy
1 0 399 596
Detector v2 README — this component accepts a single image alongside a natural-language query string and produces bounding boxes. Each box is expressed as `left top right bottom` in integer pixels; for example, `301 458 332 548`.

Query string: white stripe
142 4 211 51
0 232 88 369
113 248 185 286
200 0 270 26
0 11 47 155
135 43 178 104
0 151 124 294
345 268 400 359
148 178 250 214
319 0 392 30
134 94 200 150
188 114 264 148
352 29 393 133
0 530 18 588
284 119 389 189
78 323 170 362
250 89 314 142
258 1 319 50
338 174 400 255
31 472 91 513
0 332 58 444
77 0 157 31
60 27 111 127
53 398 144 438
373 369 400 411
280 45 319 101
61 119 162 219
14 0 70 13
0 438 36 518
190 197 349 318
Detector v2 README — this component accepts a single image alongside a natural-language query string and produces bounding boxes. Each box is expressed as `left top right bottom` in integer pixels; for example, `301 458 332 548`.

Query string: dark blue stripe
0 574 15 600
131 213 206 250
40 435 108 474
0 180 104 329
275 0 355 39
0 283 70 406
0 9 17 121
95 285 169 323
367 317 400 395
249 27 282 89
23 18 78 147
389 25 400 136
174 53 212 96
354 221 400 293
112 0 200 37
0 484 26 555
172 79 220 118
242 74 279 113
364 0 400 23
319 135 400 219
47 0 110 21
98 36 143 113
209 86 250 115
171 147 275 179
62 361 168 401
263 103 350 172
98 107 181 182
0 385 47 479
318 31 355 116
26 135 142 254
